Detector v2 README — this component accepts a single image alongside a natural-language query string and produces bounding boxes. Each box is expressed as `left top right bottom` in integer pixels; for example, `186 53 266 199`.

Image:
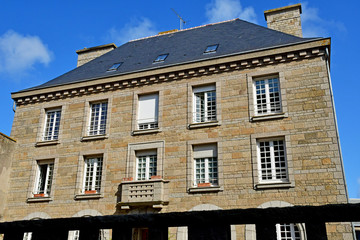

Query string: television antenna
171 8 186 30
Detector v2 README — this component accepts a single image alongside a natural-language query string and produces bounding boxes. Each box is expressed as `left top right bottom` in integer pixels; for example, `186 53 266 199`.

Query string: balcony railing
0 203 360 240
118 177 169 209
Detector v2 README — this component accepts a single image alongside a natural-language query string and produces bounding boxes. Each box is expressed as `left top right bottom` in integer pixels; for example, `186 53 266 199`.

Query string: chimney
76 43 117 67
264 4 303 37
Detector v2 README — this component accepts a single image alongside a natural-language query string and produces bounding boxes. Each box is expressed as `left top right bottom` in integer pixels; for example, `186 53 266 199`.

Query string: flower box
122 177 133 182
33 193 45 198
85 190 97 194
197 182 211 187
150 175 162 180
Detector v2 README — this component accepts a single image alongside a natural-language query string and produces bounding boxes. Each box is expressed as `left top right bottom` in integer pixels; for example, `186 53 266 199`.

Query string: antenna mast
171 8 186 30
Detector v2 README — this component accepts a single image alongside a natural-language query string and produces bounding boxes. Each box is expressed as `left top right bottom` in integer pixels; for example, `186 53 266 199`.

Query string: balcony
118 177 169 210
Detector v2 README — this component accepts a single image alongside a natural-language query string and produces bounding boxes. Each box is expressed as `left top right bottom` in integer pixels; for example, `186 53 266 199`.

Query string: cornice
12 39 330 106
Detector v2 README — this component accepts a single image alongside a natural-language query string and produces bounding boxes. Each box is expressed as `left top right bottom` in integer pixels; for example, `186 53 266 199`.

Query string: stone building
3 4 353 240
0 133 16 222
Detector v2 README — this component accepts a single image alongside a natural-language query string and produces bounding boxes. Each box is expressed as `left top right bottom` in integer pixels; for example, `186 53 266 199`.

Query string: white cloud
301 2 346 37
205 0 257 24
0 30 52 76
107 18 158 44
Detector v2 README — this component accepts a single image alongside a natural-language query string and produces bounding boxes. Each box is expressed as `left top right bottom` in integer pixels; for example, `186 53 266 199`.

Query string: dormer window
154 54 168 63
204 44 218 54
107 62 122 72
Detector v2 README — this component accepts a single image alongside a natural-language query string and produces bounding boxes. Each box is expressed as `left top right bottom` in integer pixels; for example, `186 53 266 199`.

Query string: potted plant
85 190 97 194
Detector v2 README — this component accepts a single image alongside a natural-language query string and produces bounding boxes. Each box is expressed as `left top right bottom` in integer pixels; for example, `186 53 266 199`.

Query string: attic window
204 44 218 54
154 54 168 63
107 62 122 71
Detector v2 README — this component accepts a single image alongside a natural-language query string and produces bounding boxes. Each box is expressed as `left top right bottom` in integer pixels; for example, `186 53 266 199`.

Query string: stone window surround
81 95 112 141
186 139 223 193
35 103 67 147
247 69 288 122
126 141 165 180
27 156 59 203
187 78 222 129
131 87 163 135
250 131 295 189
74 149 107 200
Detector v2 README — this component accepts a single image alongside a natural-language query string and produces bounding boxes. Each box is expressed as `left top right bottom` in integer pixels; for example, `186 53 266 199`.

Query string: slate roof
20 18 320 93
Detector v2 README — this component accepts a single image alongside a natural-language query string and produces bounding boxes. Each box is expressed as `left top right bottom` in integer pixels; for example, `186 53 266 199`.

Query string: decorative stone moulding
14 47 326 106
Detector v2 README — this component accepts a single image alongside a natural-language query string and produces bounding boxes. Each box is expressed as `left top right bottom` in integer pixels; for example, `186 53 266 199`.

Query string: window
154 54 168 63
137 93 159 130
136 150 157 180
107 62 122 71
88 102 108 136
193 144 218 187
83 157 103 194
193 85 216 123
276 223 301 240
34 161 54 197
257 139 288 183
132 228 149 240
254 77 282 115
204 44 218 53
43 109 61 141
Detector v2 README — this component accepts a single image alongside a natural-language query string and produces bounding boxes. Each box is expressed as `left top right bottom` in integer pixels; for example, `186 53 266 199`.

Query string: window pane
89 102 107 135
44 110 61 141
254 78 282 115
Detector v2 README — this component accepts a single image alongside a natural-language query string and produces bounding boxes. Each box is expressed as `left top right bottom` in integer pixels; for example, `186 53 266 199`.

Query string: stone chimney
76 43 117 67
264 4 302 37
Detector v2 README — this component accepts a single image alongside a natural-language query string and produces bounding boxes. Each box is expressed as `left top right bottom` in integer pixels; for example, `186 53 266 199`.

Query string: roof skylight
154 54 169 63
204 44 219 54
107 62 122 71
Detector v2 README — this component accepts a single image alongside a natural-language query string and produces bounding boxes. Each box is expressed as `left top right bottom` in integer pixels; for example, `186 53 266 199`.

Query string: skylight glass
154 54 168 63
107 62 122 71
204 44 219 54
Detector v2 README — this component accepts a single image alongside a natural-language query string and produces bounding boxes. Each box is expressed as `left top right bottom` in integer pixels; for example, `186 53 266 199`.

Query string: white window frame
137 93 159 130
256 138 288 184
82 156 103 193
43 108 61 141
192 144 218 187
135 150 157 180
34 160 54 196
253 76 282 116
88 102 108 136
276 223 302 240
192 85 217 123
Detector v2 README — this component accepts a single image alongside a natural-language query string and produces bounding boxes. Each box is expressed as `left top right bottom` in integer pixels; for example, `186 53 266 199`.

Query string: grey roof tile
19 19 320 92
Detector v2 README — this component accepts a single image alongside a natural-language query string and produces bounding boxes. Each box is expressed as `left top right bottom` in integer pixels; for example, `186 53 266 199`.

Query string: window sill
188 121 220 129
74 193 102 200
188 186 223 193
81 135 108 141
35 140 59 147
132 128 161 136
254 181 294 190
251 112 288 122
27 196 52 203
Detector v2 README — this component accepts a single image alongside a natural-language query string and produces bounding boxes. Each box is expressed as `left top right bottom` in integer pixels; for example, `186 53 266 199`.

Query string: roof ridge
129 18 239 43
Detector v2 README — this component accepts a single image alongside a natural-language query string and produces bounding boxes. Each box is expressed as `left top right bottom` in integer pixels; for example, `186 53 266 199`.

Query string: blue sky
0 0 359 198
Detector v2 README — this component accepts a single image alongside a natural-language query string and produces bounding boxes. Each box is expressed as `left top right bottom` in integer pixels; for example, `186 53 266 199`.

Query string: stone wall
6 54 352 239
0 133 16 221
